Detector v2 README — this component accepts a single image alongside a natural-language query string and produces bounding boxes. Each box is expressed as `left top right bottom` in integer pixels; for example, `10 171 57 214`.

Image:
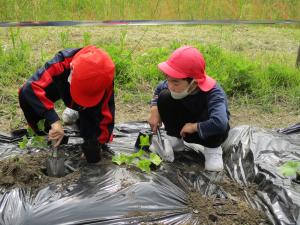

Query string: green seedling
18 120 48 149
135 159 152 173
279 161 300 177
112 153 133 165
112 149 161 173
150 153 162 166
138 135 150 150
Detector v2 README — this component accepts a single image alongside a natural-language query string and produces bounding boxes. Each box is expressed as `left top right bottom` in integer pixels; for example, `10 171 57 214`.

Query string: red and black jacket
19 48 115 144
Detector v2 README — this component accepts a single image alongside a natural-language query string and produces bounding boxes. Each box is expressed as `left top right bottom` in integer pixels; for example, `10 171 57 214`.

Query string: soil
187 190 269 225
186 176 270 224
0 151 80 193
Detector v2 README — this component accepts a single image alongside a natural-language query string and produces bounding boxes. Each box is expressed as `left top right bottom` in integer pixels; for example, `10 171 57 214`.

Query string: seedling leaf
136 159 151 173
279 161 300 176
150 153 162 166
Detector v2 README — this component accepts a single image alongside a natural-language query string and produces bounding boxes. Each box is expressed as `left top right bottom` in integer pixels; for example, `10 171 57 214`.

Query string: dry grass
1 25 299 66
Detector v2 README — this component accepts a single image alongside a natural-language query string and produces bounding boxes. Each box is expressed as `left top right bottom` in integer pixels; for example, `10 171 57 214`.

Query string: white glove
62 107 79 125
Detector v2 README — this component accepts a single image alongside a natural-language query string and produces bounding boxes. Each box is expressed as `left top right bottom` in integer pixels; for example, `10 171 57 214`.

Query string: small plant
112 150 162 173
18 120 48 149
83 32 91 46
279 161 300 182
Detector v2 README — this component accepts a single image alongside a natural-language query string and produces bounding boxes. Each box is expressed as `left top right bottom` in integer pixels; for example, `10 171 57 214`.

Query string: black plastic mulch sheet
0 122 299 225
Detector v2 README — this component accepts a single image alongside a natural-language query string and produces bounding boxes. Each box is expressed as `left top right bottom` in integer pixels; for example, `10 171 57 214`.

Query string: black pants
157 90 229 148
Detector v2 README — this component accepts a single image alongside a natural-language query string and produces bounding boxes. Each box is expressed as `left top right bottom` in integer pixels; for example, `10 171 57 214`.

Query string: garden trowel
149 128 174 162
46 141 65 177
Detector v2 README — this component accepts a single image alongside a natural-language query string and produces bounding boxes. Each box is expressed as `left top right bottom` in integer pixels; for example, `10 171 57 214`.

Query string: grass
0 25 300 131
0 0 300 21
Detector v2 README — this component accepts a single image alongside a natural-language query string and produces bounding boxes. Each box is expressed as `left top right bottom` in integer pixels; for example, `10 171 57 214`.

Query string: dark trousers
157 90 229 148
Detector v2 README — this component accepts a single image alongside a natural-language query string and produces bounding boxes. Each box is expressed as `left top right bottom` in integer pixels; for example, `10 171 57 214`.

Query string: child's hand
180 123 198 137
49 121 64 147
148 106 162 134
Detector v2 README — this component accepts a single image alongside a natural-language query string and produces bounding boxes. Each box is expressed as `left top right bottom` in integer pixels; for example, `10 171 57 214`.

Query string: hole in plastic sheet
292 179 300 184
208 214 219 222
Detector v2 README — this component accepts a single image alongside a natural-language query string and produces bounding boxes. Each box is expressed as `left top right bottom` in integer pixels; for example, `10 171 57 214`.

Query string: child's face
166 76 190 93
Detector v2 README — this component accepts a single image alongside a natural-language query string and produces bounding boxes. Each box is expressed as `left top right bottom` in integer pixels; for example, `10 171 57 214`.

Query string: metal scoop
46 141 65 177
150 128 174 162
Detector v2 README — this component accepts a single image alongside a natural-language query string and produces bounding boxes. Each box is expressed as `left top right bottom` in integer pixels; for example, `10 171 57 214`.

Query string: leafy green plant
18 120 48 149
112 149 162 173
279 161 300 177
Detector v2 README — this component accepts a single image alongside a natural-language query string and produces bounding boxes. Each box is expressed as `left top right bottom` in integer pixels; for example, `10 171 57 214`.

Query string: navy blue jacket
151 80 230 139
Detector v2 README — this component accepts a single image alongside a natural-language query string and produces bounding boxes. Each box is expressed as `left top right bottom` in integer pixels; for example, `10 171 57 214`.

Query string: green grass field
0 25 300 131
1 0 300 21
0 1 300 131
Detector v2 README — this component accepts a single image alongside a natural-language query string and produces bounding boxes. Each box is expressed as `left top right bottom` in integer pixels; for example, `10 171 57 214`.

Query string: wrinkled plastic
0 122 299 224
277 123 300 135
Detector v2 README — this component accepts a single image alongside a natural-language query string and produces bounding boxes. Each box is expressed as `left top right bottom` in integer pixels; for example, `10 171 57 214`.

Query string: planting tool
46 141 65 177
150 128 174 162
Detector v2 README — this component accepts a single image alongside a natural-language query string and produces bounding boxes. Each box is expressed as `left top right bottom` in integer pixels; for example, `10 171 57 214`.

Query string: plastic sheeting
0 122 299 225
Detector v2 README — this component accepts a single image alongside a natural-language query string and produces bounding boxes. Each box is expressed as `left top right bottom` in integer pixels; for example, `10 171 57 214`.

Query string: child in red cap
148 46 230 171
19 46 115 163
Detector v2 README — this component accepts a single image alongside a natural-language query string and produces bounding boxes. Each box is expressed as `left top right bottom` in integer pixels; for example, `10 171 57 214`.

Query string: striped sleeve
20 49 78 124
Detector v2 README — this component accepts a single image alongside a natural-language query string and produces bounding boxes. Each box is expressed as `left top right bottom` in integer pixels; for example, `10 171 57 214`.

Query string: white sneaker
166 135 185 152
204 146 224 171
62 107 79 125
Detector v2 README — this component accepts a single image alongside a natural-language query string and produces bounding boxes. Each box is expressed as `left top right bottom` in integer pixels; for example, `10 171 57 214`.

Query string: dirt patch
187 191 269 224
217 176 258 200
121 178 135 189
187 187 269 225
126 210 152 218
0 151 80 193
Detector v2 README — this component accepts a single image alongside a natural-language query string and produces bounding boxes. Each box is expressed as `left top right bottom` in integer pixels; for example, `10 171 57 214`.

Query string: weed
83 32 91 46
60 31 72 49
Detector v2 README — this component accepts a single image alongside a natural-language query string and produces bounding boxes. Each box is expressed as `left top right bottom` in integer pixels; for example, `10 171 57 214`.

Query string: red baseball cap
70 46 115 107
158 46 216 92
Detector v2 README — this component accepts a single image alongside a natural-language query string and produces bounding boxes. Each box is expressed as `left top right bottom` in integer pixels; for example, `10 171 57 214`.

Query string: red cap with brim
71 79 106 108
70 46 115 107
158 61 216 92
